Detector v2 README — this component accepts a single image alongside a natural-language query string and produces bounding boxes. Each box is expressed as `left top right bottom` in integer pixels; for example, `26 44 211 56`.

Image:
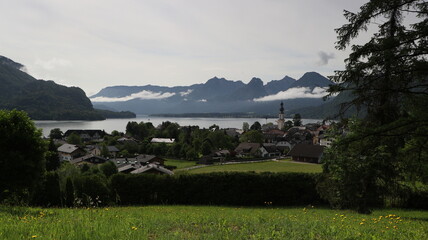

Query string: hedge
110 172 324 206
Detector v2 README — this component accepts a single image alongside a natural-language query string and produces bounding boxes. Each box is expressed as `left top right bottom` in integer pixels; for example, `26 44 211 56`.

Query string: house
117 164 138 173
117 137 138 144
70 154 108 166
112 155 165 167
136 154 165 165
288 144 325 163
263 129 285 143
234 143 264 157
276 141 292 154
57 143 86 161
107 146 120 157
224 128 242 138
150 138 175 144
319 134 333 147
130 163 174 175
262 143 282 157
86 145 101 156
312 125 331 145
87 145 120 157
284 127 314 146
64 130 107 142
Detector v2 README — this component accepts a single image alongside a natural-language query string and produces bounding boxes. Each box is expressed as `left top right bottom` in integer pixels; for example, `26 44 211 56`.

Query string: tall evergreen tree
321 0 428 213
46 139 60 171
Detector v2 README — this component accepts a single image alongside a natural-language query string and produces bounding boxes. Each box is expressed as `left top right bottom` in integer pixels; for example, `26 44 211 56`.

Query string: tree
0 110 46 202
242 122 250 132
201 141 213 156
65 177 75 207
185 148 198 161
250 121 262 131
283 120 294 131
240 130 264 144
292 114 302 126
209 124 220 131
111 130 121 137
45 139 60 171
31 171 62 207
49 128 63 139
67 133 82 145
101 144 110 158
321 0 428 213
99 161 118 178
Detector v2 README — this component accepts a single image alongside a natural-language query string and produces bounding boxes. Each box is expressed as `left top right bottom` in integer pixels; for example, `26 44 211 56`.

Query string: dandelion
31 235 38 238
359 222 364 225
131 226 138 231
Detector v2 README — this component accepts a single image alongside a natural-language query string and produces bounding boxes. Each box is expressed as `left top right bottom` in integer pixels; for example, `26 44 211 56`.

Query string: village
54 102 335 175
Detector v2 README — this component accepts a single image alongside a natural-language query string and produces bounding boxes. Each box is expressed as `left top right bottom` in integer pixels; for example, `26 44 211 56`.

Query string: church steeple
277 102 285 130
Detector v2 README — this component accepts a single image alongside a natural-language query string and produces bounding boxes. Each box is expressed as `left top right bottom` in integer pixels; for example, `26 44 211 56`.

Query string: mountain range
0 56 135 120
91 72 339 117
0 54 348 120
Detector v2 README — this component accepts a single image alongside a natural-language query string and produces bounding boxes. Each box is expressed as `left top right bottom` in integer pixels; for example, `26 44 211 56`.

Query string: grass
178 160 322 174
0 205 426 239
164 159 197 169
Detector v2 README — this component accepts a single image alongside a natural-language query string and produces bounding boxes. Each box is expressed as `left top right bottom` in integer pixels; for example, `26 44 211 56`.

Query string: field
164 159 197 169
0 205 426 240
177 160 322 174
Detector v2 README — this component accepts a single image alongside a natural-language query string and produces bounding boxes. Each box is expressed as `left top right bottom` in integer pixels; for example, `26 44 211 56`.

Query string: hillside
0 56 104 120
288 90 366 119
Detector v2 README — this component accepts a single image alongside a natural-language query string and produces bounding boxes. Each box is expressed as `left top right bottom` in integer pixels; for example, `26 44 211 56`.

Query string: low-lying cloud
91 90 175 102
180 89 193 96
253 87 327 102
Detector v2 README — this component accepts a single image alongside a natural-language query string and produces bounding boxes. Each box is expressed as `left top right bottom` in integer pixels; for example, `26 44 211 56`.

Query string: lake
34 115 322 137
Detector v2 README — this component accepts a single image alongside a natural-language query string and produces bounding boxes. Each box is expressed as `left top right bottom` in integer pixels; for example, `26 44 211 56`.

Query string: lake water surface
35 115 322 137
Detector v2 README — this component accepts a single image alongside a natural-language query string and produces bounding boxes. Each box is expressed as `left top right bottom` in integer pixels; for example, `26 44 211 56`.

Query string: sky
0 0 368 96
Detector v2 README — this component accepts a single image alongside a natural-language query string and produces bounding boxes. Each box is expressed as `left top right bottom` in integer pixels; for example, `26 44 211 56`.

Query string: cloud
253 87 327 102
35 58 72 70
0 0 364 93
317 51 335 66
91 90 175 102
197 99 207 102
180 89 193 96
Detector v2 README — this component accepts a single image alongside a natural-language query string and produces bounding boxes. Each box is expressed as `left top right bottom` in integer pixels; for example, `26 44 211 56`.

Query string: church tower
277 102 285 130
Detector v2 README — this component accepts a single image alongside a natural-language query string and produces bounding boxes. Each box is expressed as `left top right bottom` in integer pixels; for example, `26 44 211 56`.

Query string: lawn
0 205 426 239
164 159 197 169
177 160 322 174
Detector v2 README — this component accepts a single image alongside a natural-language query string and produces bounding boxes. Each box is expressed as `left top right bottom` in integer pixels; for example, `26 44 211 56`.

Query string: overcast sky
0 0 368 96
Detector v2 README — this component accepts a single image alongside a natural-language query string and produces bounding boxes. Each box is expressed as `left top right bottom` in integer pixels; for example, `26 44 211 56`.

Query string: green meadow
164 159 198 169
1 205 426 240
176 160 322 174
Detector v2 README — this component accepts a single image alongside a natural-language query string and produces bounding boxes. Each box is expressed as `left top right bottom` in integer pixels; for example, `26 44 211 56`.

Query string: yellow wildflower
131 226 138 231
31 235 38 238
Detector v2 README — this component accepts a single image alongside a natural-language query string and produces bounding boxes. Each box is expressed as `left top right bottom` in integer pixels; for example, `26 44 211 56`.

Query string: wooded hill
0 56 135 120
